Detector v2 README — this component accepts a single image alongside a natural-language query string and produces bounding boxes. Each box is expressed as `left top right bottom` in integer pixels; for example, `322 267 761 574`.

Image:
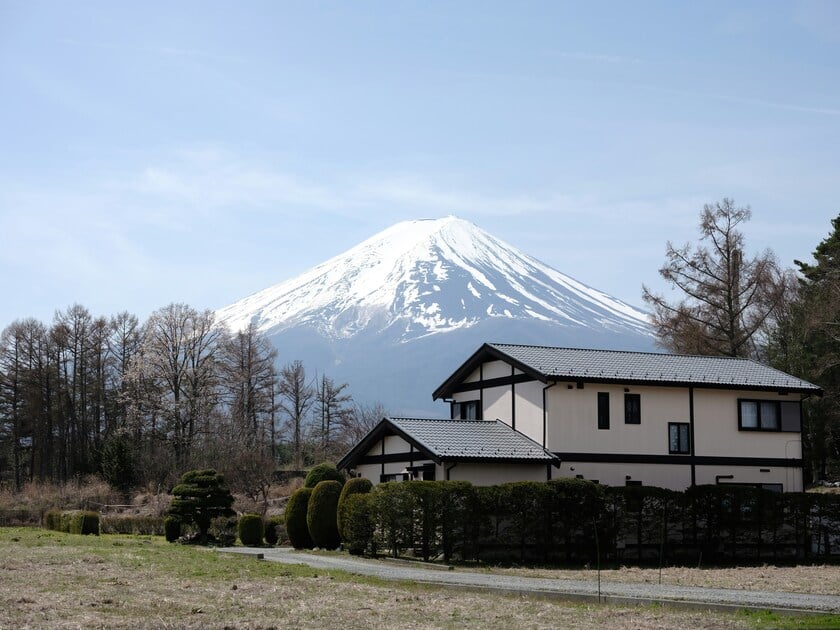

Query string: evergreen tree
768 215 840 481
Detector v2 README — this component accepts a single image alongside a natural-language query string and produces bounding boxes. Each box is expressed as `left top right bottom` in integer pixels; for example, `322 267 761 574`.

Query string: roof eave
433 342 548 400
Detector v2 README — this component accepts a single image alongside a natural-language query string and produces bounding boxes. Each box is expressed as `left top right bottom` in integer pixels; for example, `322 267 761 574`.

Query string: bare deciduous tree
277 360 314 469
642 198 794 358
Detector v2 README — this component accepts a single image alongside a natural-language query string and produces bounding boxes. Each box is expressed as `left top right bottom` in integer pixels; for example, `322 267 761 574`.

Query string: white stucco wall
555 461 692 490
545 383 689 454
695 464 802 491
693 389 802 459
513 380 544 445
443 462 549 486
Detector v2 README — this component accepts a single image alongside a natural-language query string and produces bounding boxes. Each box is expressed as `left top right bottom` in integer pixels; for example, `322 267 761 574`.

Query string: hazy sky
1 1 838 329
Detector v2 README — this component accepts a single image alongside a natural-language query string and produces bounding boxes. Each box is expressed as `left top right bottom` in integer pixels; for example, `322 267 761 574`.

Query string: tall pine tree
768 214 840 481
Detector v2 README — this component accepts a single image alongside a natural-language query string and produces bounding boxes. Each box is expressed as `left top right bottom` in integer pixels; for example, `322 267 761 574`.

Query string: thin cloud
555 51 642 65
58 37 242 63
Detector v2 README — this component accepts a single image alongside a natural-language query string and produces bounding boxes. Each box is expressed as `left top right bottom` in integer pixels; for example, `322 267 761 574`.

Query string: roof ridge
390 416 496 423
489 342 762 362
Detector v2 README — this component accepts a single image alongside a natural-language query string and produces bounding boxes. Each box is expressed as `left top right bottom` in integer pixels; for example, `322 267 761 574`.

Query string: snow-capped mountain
216 216 654 414
217 216 650 340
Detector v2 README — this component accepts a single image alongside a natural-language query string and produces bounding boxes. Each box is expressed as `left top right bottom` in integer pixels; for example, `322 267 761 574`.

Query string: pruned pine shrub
167 469 235 544
264 516 284 546
341 493 375 555
285 487 314 549
238 513 264 547
304 463 345 489
164 516 181 542
337 477 373 542
307 480 342 549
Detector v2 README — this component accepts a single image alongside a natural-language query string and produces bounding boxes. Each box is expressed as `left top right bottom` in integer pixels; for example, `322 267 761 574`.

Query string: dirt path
219 547 840 614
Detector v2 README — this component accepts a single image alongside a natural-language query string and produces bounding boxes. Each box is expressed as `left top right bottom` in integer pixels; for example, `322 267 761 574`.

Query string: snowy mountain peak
215 216 651 342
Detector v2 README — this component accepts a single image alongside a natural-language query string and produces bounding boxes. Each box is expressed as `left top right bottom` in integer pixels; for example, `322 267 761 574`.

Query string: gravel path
218 547 840 614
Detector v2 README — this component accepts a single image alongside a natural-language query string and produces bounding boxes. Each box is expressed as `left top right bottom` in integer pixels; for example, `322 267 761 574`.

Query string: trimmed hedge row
100 515 165 535
342 480 840 565
43 509 100 535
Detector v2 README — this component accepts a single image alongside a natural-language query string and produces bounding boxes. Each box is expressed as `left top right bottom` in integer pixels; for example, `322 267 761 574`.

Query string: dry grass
0 528 760 630
472 563 840 596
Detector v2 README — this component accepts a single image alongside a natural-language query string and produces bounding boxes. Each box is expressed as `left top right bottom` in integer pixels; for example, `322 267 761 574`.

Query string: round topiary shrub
285 487 314 549
264 515 284 546
337 477 373 541
238 513 264 547
164 516 181 542
304 463 345 489
307 480 343 549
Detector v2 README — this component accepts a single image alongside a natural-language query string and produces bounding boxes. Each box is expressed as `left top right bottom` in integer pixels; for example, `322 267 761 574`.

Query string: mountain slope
216 216 655 414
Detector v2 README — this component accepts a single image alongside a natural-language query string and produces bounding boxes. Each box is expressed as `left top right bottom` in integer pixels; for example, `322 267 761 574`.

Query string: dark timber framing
553 452 803 467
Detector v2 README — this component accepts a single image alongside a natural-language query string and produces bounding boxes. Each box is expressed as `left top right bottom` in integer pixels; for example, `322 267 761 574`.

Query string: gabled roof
433 343 823 399
337 417 560 471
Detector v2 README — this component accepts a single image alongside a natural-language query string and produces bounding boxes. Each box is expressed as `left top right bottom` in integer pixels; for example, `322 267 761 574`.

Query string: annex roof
433 343 823 399
337 417 560 471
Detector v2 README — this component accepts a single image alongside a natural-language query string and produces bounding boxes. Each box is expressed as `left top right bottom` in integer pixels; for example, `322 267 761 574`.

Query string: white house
339 343 822 492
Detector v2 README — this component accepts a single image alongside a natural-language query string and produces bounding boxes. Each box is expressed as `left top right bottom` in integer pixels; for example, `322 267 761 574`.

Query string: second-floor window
739 400 779 431
669 422 690 454
597 392 610 429
453 400 481 420
624 393 641 424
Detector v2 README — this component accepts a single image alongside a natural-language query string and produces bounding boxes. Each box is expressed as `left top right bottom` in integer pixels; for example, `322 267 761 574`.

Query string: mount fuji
216 216 655 414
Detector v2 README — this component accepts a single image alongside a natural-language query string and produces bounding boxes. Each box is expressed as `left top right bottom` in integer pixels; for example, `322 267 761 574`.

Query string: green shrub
337 477 373 541
209 516 237 546
44 509 62 531
285 487 314 549
69 510 99 535
307 480 343 549
341 493 375 555
60 511 73 533
100 515 165 536
374 482 414 558
238 513 264 547
304 463 345 488
164 516 181 542
264 516 284 546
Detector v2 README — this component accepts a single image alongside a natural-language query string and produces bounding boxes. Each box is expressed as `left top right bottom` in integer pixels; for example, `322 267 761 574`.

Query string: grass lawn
1 527 837 629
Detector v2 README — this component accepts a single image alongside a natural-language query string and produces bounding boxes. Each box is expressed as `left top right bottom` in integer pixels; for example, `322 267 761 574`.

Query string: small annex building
337 417 559 485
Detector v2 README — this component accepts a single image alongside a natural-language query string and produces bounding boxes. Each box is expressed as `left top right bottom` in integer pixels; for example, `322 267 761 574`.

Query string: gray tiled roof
490 343 822 392
388 417 557 462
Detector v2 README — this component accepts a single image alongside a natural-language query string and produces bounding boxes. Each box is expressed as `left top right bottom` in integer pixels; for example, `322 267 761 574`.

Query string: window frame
597 392 610 430
668 422 691 454
624 393 641 424
453 399 481 421
738 399 781 432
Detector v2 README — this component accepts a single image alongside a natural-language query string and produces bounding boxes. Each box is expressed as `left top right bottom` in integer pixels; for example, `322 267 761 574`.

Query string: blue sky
1 1 838 329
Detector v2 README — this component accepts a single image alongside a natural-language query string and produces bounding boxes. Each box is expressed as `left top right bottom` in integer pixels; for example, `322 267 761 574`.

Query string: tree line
643 200 840 482
0 303 381 494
